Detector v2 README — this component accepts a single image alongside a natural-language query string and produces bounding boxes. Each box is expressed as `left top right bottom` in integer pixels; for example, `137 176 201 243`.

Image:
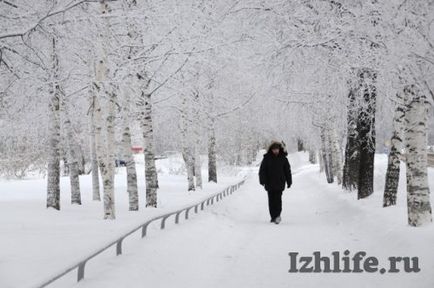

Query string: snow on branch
0 0 115 40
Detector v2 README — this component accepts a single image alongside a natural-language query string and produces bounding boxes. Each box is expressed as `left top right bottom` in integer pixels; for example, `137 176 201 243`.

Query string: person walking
259 141 292 224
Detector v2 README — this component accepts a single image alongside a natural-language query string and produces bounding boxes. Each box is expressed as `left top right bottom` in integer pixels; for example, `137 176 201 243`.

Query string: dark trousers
267 190 283 220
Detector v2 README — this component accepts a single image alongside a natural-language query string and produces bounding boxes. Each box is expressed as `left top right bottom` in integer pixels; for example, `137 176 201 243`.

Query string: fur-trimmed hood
265 140 288 157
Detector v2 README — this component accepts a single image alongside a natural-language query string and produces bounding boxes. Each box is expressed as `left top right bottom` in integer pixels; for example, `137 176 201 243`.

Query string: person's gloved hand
287 184 291 189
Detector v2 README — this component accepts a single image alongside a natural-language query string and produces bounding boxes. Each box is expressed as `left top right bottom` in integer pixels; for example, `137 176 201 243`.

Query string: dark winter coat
259 142 292 192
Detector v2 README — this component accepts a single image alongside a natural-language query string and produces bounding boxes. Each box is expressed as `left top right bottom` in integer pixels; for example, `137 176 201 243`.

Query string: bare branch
0 0 18 8
148 54 192 96
215 93 255 118
0 0 113 40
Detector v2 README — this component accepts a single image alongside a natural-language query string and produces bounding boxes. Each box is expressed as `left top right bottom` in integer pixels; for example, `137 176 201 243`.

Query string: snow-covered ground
65 152 433 288
2 152 434 288
0 154 244 288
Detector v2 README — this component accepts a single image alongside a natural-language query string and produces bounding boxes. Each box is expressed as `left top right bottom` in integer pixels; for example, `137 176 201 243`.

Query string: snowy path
70 159 434 288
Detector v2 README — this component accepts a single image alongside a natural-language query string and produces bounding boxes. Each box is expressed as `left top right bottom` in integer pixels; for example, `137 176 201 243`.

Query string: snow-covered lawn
0 154 244 288
66 153 434 288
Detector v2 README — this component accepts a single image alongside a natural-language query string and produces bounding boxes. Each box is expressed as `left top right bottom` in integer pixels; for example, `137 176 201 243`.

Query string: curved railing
35 177 246 288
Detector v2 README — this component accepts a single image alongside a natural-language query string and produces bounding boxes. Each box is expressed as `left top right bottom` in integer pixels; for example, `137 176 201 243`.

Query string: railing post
161 216 169 229
194 204 198 213
116 239 123 256
142 222 150 238
201 201 205 210
77 261 86 282
175 212 181 224
185 208 190 219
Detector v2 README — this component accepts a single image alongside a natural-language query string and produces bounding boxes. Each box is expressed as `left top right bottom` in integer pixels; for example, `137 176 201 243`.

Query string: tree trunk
208 117 217 183
142 92 158 207
183 150 196 191
194 146 202 189
297 139 304 152
121 91 138 211
61 94 81 205
383 92 405 207
343 88 360 191
319 151 324 172
308 150 317 164
403 84 432 226
104 88 116 218
78 152 86 175
383 134 400 206
330 128 343 185
93 84 116 219
46 36 61 210
192 91 202 189
357 69 376 199
180 93 195 191
321 127 334 183
121 1 140 210
94 0 116 219
123 125 138 210
89 96 100 201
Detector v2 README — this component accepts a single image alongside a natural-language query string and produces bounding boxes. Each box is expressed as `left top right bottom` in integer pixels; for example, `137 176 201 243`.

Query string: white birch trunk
319 151 324 172
193 146 202 189
104 88 117 217
309 150 317 164
192 91 202 189
93 84 116 219
330 128 343 185
120 0 140 210
94 0 116 219
383 92 405 207
208 116 217 183
46 36 61 210
60 87 81 205
89 95 101 201
183 149 195 191
121 91 138 211
403 84 432 226
61 98 81 205
180 93 195 190
142 92 158 207
320 126 334 183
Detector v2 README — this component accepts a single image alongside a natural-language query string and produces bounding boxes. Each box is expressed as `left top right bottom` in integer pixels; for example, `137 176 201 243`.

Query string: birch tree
61 90 82 205
121 90 139 210
180 91 196 191
383 91 405 207
89 93 101 201
403 84 432 226
94 0 116 219
46 36 62 210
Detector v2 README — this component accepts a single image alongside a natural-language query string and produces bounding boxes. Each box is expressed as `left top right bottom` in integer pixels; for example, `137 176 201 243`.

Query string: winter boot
274 216 281 224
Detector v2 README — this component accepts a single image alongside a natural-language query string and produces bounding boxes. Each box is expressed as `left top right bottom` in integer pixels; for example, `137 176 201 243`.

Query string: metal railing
35 177 246 288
